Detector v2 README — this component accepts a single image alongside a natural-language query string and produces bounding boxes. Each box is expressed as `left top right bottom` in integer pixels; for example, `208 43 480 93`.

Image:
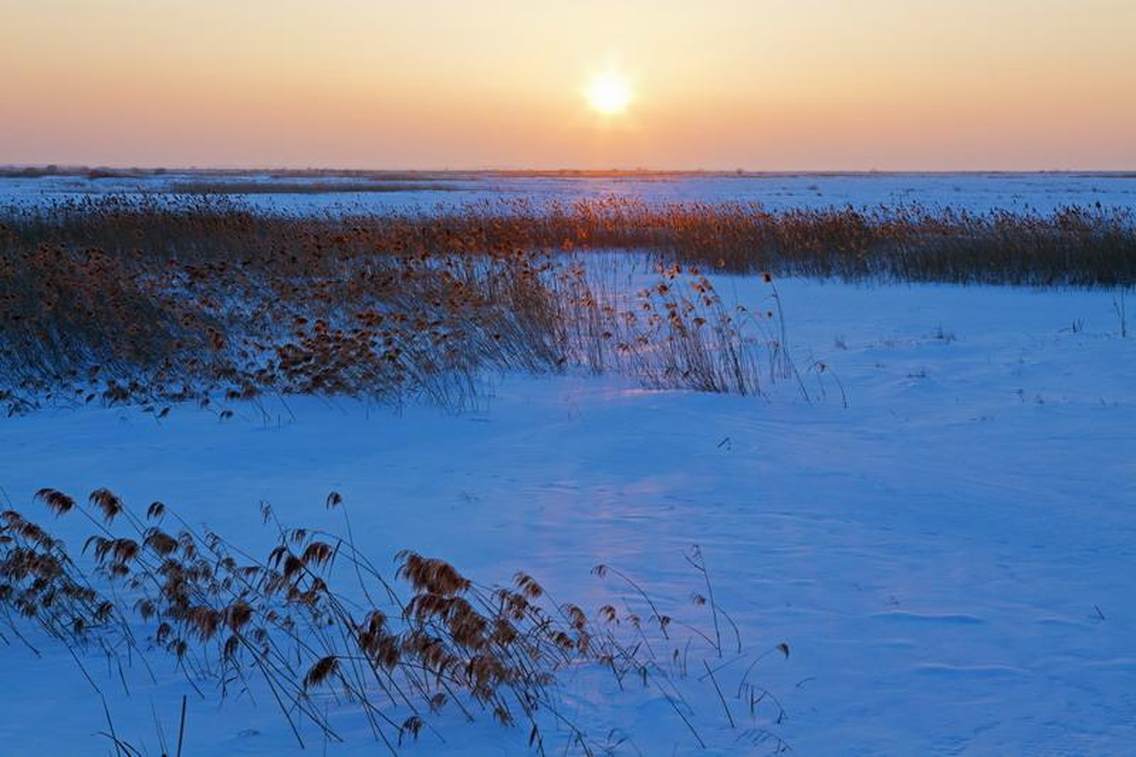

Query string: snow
2 171 1136 214
2 274 1133 754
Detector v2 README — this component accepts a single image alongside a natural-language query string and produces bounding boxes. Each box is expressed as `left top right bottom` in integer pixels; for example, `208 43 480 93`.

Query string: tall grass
1 488 791 754
503 198 1133 286
7 195 1133 285
3 195 1128 414
0 198 788 415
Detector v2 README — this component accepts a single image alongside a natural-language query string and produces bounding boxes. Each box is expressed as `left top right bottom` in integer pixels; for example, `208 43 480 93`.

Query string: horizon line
3 165 1136 178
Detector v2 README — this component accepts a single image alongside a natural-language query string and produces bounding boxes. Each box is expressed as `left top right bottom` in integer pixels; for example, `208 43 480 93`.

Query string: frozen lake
2 170 1135 214
0 174 1133 755
2 275 1133 754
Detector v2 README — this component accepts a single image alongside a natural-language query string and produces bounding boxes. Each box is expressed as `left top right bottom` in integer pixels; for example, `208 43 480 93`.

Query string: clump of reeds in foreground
0 487 792 754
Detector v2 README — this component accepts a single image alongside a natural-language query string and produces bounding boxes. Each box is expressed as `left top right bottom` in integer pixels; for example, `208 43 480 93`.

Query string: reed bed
11 193 1136 281
405 197 1132 286
2 194 1128 414
0 488 791 754
0 197 795 415
7 195 1133 284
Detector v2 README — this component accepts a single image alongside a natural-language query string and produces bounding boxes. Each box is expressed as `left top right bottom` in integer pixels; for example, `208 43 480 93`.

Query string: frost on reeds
1 489 792 754
550 260 796 395
0 198 795 415
5 195 1125 415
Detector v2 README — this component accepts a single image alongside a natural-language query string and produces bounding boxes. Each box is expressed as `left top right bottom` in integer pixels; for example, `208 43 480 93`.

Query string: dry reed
0 487 792 754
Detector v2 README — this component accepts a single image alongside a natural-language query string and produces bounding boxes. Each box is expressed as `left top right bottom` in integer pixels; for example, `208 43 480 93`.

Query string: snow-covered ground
2 276 1133 754
2 171 1135 214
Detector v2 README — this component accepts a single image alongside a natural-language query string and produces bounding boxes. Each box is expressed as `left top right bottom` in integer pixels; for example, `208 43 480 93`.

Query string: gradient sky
2 0 1134 170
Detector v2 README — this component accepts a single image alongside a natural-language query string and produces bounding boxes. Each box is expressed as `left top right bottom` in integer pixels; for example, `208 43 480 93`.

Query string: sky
1 0 1134 170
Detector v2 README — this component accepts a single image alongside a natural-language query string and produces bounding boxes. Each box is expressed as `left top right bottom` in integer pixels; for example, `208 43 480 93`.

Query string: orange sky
2 0 1134 170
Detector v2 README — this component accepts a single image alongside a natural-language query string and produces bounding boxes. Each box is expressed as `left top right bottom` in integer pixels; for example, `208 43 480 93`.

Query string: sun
586 72 632 115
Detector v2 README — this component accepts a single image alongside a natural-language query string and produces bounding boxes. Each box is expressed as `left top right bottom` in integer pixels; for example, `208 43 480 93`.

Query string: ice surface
1 276 1132 754
2 171 1135 214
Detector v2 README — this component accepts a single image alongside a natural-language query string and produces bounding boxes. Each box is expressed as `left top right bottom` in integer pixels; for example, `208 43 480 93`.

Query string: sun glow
586 71 632 115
